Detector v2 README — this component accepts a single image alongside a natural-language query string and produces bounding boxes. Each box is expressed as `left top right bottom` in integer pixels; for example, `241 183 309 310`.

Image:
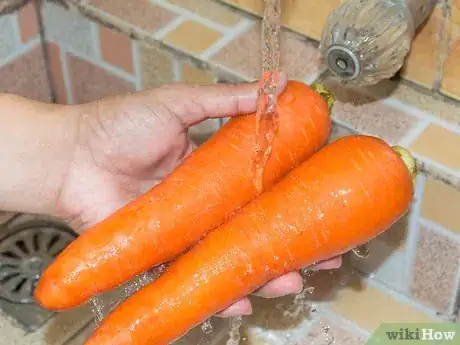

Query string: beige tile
329 273 437 331
212 22 321 80
440 0 460 100
47 42 68 104
408 124 460 171
168 0 243 27
68 53 135 103
88 0 177 33
411 224 460 313
421 177 460 234
139 43 175 89
0 44 52 102
180 61 216 85
99 25 134 74
400 7 445 88
322 79 419 144
281 0 343 41
17 1 38 43
163 20 223 55
220 0 264 16
300 317 365 345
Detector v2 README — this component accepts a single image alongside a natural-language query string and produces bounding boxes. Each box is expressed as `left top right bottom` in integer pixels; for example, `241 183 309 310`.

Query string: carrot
82 135 416 345
34 81 333 311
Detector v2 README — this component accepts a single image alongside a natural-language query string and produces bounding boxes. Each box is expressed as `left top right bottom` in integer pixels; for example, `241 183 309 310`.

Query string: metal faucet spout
320 0 437 86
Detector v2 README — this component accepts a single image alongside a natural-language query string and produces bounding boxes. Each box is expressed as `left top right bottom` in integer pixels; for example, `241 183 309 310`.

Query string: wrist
0 94 80 217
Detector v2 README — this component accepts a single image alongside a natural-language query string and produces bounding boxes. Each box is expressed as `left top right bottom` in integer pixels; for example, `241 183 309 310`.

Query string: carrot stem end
311 83 335 113
392 146 417 179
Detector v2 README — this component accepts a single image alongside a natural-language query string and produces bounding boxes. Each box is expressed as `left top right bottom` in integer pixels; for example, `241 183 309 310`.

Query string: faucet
319 0 438 86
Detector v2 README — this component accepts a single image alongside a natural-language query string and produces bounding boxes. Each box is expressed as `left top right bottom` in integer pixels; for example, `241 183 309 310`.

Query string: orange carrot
34 81 333 311
83 135 416 345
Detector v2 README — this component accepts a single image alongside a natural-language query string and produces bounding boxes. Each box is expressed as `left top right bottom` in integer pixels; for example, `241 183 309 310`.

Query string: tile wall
0 1 460 345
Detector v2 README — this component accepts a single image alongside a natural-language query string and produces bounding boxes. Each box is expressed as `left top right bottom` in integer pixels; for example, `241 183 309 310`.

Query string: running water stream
252 0 282 194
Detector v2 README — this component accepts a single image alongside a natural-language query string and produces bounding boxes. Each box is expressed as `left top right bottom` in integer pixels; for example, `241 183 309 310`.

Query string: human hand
54 77 341 317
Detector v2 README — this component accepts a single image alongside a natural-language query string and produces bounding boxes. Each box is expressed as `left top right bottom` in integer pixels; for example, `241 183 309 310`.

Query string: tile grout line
383 97 460 133
318 308 371 340
152 0 232 34
397 118 431 147
61 43 138 85
131 40 143 91
59 47 75 104
364 275 445 321
448 258 460 319
172 56 182 82
10 11 22 50
420 218 460 243
90 20 102 60
411 151 460 181
153 15 187 40
0 36 41 67
402 173 426 296
200 18 254 60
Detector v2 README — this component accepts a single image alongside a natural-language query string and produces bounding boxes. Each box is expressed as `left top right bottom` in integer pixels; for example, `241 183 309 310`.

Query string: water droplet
201 319 213 334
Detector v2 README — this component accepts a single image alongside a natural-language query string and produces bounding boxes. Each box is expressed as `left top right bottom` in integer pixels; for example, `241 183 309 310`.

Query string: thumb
149 72 288 127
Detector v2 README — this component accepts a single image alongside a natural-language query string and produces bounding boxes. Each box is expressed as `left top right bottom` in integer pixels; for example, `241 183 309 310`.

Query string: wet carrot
34 81 333 311
83 135 416 345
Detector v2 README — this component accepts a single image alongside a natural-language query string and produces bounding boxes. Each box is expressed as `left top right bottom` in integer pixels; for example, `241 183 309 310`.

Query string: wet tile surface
88 0 177 33
300 317 366 345
411 224 460 313
68 53 135 103
328 270 436 331
212 21 320 80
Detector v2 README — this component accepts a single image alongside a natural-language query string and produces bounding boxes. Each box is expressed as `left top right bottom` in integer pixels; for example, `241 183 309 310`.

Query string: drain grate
0 213 77 331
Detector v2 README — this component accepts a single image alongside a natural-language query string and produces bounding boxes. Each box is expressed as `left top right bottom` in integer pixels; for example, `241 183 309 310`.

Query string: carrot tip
392 146 417 179
311 83 335 113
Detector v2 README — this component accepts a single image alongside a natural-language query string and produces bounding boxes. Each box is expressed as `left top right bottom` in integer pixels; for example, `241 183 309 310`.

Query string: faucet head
324 44 361 82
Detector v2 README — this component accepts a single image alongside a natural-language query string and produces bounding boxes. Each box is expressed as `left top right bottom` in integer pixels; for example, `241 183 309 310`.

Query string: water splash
253 0 282 193
201 318 213 334
226 316 243 345
352 244 370 259
89 295 106 327
89 264 168 325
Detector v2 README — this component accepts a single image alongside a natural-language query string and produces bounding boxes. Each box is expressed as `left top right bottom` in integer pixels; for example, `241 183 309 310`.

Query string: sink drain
0 221 76 304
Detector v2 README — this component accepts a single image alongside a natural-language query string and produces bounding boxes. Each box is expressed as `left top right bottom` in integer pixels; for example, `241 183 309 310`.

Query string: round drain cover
0 223 76 304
